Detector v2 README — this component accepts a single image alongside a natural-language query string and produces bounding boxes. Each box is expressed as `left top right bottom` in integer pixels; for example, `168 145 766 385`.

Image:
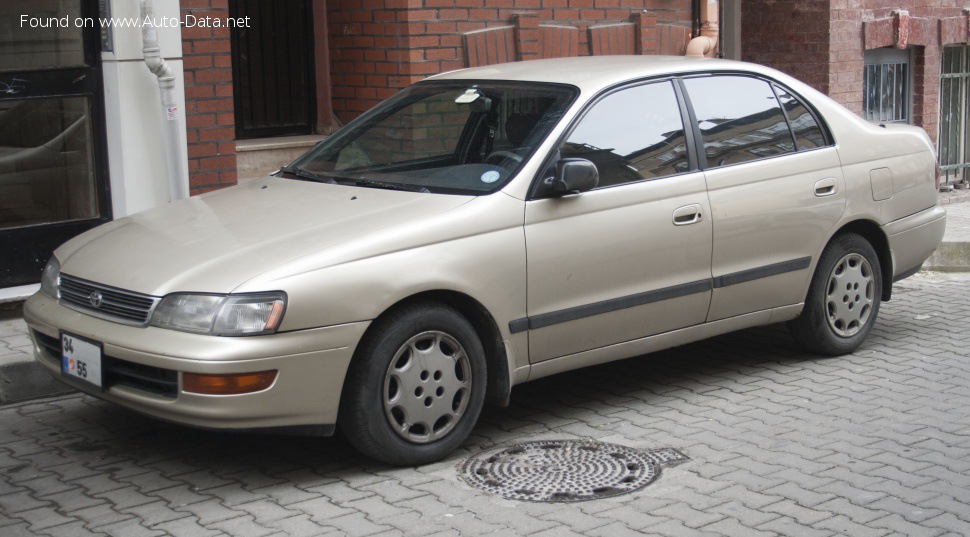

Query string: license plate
61 332 103 389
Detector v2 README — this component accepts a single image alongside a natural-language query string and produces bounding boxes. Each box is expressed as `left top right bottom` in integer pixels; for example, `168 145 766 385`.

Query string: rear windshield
288 81 577 195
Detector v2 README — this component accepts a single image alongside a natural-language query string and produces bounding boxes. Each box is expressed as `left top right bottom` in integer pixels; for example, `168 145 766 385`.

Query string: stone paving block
175 499 255 526
303 479 375 503
266 514 340 535
584 521 645 537
866 495 944 523
923 512 970 534
287 494 356 522
35 519 109 537
358 479 429 504
150 516 223 536
0 488 50 514
13 506 77 532
207 514 277 537
756 515 836 537
325 512 397 536
762 498 834 526
642 518 722 537
232 498 301 524
709 500 781 527
538 506 613 532
703 516 779 537
120 500 191 527
814 514 891 537
592 503 670 531
869 512 943 536
528 526 586 537
651 502 726 529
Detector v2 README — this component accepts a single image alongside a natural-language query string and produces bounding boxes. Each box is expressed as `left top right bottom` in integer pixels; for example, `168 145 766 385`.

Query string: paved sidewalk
0 271 968 536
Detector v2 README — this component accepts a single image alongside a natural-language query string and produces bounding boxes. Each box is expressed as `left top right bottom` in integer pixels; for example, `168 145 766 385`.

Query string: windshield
287 81 577 195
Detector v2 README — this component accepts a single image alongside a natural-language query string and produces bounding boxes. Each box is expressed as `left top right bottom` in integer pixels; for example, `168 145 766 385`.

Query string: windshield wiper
353 178 430 193
278 166 336 184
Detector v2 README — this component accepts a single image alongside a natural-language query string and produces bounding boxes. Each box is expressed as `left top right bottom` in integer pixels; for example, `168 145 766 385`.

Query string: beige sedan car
25 57 945 465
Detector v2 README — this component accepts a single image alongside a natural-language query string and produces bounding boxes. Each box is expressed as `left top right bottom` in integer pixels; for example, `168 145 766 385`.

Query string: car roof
427 55 777 92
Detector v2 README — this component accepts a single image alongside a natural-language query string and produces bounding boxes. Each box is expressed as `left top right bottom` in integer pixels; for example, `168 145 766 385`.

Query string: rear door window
683 76 794 168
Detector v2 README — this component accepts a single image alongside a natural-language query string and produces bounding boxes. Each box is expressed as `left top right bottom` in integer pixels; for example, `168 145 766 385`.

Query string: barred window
863 48 911 124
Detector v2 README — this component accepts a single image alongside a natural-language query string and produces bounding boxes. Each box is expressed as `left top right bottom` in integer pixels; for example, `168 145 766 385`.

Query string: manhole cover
461 440 688 502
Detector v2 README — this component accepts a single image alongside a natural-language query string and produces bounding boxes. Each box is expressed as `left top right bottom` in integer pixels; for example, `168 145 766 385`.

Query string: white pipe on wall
140 0 188 202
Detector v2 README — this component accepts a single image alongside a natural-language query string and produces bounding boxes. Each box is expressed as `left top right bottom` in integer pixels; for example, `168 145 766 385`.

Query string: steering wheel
485 151 524 165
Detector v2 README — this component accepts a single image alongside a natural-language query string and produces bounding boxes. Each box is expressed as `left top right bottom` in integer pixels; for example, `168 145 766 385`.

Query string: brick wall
327 1 692 123
180 0 237 195
741 1 831 94
742 0 969 146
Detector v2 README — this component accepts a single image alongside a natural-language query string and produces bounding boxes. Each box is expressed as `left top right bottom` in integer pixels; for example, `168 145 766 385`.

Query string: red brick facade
326 0 692 123
180 0 238 195
741 0 970 145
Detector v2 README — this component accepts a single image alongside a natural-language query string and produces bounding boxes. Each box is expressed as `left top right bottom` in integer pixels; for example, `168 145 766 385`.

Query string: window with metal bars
863 48 911 124
939 46 970 186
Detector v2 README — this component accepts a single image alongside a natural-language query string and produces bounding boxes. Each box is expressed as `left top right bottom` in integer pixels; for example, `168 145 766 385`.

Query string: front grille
59 274 160 326
33 331 178 398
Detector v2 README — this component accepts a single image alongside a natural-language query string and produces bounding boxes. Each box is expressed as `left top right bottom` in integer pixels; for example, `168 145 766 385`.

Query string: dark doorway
0 0 111 288
229 0 316 140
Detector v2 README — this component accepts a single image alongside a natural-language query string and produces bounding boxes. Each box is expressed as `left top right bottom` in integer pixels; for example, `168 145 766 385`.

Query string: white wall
101 0 189 218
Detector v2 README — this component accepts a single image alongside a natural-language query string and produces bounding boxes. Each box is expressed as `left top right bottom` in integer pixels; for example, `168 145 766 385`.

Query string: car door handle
672 204 703 226
814 178 837 197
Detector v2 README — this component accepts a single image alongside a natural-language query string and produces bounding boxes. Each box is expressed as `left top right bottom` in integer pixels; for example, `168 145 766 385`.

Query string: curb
923 241 970 273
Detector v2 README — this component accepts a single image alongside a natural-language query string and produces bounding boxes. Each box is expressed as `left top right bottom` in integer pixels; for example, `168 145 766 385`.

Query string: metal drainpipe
140 0 188 202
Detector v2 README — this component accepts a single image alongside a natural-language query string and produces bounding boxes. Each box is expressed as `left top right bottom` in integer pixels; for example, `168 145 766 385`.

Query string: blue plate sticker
481 170 501 184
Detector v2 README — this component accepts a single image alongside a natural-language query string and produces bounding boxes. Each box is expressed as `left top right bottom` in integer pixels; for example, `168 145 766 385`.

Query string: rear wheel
339 301 486 465
789 233 882 355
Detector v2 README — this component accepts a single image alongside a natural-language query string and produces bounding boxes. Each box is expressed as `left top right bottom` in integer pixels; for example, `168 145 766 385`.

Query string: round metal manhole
461 440 688 502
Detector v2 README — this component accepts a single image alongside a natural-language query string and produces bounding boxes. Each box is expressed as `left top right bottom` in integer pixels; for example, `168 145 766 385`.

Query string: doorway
0 0 110 288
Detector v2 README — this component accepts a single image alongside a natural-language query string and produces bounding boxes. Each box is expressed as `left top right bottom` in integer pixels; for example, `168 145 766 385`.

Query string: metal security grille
229 0 315 139
863 60 909 124
940 46 970 186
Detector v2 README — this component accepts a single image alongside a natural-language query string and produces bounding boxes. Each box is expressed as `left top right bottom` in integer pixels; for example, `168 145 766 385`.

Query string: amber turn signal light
183 370 278 395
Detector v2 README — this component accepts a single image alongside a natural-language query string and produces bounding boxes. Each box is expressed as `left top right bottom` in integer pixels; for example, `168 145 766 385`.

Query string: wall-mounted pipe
686 0 719 57
141 0 188 202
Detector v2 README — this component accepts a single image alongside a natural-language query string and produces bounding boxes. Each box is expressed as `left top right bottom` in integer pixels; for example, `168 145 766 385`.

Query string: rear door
523 80 713 362
681 75 845 321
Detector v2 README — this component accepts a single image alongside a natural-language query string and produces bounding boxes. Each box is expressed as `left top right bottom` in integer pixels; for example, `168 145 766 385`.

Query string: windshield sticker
455 89 481 104
481 170 501 184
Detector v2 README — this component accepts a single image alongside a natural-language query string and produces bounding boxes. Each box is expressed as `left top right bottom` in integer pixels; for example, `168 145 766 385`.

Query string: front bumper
883 205 947 280
24 292 369 432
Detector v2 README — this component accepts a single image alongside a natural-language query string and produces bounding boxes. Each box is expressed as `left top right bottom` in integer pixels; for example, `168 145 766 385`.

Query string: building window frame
863 47 912 124
939 45 970 186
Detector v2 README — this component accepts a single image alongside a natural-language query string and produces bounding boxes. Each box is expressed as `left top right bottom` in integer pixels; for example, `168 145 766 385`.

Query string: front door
524 81 713 363
0 0 110 288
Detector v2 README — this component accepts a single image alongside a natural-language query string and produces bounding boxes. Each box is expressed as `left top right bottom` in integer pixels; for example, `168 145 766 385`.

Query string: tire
339 301 487 465
789 233 882 356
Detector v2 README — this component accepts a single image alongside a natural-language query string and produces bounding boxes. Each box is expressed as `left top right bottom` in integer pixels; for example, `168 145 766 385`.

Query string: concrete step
236 135 326 184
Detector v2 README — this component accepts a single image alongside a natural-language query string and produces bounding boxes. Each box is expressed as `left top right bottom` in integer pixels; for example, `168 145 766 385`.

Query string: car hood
56 177 474 296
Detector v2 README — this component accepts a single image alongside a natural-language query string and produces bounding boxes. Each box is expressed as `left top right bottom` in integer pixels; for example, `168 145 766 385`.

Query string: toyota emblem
88 291 103 308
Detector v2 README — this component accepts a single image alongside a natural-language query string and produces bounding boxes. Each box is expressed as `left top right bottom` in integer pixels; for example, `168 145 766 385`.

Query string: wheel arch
355 290 512 408
830 219 893 301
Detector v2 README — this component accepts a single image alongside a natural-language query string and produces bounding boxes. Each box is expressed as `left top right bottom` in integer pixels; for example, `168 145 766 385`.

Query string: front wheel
339 302 486 465
789 233 882 355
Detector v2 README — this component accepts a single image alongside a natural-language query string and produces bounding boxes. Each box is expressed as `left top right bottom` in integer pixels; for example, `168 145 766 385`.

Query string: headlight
40 257 60 299
151 292 286 336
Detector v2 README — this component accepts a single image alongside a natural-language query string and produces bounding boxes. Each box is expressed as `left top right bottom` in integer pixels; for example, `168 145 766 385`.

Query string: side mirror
553 158 599 195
